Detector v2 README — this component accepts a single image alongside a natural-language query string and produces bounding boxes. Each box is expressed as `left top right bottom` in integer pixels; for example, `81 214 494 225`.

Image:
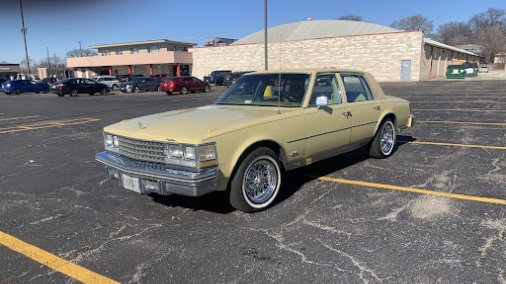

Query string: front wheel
100 88 108 95
70 89 78 97
134 86 140 93
14 88 21 95
229 147 283 213
204 85 210 93
112 84 118 91
369 118 396 158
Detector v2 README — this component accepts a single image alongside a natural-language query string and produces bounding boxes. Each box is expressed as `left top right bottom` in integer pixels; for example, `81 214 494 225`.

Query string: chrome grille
118 137 165 163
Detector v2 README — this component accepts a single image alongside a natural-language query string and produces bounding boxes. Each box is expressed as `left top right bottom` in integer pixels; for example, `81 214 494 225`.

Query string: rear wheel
112 84 118 91
70 89 78 97
14 88 21 95
369 118 396 158
89 92 95 96
57 93 64 97
229 147 283 212
166 91 172 95
180 87 188 95
134 86 140 93
100 88 108 95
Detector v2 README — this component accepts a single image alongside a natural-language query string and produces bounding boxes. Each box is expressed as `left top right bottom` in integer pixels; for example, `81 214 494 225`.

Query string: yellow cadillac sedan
96 69 415 212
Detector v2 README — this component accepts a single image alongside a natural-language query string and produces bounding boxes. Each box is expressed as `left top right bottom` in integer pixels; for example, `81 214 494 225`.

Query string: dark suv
120 77 161 93
203 70 231 85
223 71 253 88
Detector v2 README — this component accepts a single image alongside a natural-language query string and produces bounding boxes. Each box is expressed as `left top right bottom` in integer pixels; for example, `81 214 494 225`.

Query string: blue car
1 80 49 95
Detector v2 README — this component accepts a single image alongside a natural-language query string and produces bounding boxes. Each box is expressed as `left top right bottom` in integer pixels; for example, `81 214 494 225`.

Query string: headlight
6 83 11 88
104 133 119 153
105 134 113 146
165 143 217 168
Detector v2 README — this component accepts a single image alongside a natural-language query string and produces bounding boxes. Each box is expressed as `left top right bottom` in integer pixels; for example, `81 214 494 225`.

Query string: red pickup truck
160 76 211 95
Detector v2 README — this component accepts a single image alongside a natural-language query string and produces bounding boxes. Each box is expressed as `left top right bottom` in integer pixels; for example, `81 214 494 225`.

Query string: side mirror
316 96 328 109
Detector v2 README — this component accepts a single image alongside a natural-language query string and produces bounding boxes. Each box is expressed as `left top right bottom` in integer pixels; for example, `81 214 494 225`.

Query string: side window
341 75 374 103
309 74 342 106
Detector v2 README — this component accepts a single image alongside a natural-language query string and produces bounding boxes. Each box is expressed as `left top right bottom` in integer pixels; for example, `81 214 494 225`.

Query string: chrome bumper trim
95 151 218 197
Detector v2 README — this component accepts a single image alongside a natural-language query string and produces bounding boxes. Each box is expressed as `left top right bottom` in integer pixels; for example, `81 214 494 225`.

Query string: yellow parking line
0 118 101 134
0 231 119 283
419 120 506 126
318 176 506 205
415 108 506 113
0 115 40 122
402 140 506 150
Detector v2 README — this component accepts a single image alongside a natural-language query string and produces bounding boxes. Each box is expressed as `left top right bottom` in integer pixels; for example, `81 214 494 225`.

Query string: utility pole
264 0 268 71
46 47 51 77
19 0 31 78
78 41 82 57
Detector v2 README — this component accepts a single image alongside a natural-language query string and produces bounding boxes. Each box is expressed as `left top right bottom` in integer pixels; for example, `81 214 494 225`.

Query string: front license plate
122 174 141 193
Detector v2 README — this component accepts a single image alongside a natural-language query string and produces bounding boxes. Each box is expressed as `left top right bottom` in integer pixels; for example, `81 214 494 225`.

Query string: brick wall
190 31 424 82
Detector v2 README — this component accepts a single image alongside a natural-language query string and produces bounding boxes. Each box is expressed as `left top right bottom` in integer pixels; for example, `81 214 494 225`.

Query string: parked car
42 77 58 86
0 78 7 86
92 76 121 90
95 69 415 212
1 79 49 95
203 70 231 85
160 76 211 95
223 71 254 88
116 74 143 82
51 78 109 97
120 77 161 93
479 65 489 73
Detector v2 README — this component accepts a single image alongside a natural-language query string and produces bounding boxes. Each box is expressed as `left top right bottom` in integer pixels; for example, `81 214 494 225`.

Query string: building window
149 46 160 53
115 49 122 55
103 50 111 56
130 48 139 54
175 46 186 52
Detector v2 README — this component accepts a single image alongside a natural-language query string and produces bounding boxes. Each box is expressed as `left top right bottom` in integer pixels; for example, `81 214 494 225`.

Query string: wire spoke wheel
242 157 279 206
380 121 395 155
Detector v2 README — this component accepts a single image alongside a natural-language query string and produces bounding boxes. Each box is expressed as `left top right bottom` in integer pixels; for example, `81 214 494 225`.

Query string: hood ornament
138 122 146 129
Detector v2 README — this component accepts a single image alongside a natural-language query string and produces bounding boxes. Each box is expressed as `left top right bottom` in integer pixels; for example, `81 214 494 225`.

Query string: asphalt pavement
0 82 504 283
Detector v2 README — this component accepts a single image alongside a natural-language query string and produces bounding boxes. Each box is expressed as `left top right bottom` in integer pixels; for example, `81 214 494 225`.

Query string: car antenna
277 33 282 115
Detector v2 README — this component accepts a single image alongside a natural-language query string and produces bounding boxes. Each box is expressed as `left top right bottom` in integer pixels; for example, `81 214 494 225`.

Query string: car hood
104 105 299 144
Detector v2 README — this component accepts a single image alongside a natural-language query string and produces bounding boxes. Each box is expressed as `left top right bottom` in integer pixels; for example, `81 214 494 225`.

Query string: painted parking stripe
0 118 101 134
0 231 119 283
419 120 506 126
414 108 506 113
400 140 506 150
0 115 40 122
318 176 506 205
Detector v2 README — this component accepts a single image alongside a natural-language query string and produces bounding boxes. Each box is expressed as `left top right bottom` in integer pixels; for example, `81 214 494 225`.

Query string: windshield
216 73 310 107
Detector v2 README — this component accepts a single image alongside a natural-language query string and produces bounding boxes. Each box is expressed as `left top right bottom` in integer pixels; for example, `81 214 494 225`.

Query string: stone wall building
190 20 479 82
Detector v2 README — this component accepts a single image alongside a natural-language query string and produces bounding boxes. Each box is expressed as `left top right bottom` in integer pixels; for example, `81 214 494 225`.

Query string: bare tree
66 48 97 58
391 15 434 32
469 8 506 31
468 8 506 62
434 22 472 46
338 15 362 21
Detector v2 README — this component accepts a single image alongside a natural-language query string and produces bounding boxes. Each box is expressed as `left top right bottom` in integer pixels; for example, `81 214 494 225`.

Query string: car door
340 74 380 144
304 73 352 158
192 77 204 91
183 77 193 90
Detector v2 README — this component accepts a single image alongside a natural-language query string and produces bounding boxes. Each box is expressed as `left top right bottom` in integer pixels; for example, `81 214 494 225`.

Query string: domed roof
232 19 400 45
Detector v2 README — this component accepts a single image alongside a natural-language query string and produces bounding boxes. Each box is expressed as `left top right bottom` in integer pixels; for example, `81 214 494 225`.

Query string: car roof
246 69 366 75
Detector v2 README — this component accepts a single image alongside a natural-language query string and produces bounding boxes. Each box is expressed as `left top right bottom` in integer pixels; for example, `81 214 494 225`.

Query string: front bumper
95 151 219 197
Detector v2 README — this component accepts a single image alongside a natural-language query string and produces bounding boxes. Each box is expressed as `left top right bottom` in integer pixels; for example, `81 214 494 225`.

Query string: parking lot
0 81 504 283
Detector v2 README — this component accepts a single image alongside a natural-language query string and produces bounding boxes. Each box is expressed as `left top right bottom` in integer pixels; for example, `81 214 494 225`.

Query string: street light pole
264 0 268 71
19 0 31 78
78 41 82 57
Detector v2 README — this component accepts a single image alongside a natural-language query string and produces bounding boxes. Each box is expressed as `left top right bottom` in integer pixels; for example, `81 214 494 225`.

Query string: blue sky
0 0 505 63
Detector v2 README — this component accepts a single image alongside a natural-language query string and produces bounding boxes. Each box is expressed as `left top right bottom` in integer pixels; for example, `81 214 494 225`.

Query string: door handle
342 111 352 117
373 106 381 111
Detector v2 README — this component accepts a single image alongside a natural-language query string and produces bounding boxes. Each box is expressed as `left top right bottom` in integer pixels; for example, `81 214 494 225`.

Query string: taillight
56 84 64 89
169 81 175 87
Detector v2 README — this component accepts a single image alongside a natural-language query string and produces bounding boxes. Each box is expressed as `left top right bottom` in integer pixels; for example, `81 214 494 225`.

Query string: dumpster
446 65 466 79
463 63 478 77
